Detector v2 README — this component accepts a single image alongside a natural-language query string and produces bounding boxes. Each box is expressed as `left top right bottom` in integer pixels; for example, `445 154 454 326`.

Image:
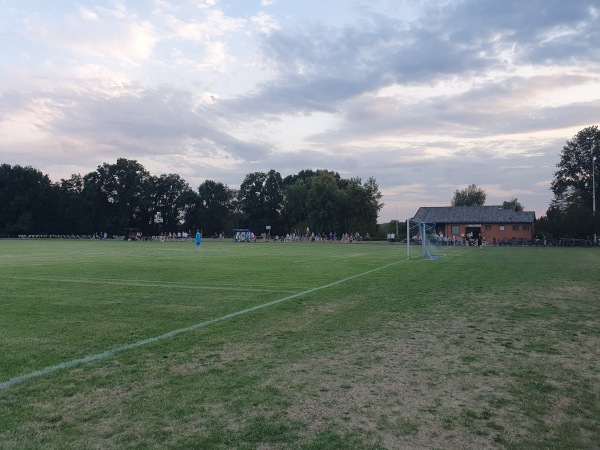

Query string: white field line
0 258 409 390
0 275 297 294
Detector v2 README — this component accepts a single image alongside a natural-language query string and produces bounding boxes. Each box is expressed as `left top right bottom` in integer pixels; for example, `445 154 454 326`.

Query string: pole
593 155 596 244
406 218 410 259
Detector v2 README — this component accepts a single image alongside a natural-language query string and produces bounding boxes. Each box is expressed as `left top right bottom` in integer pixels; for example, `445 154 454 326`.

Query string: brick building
412 205 536 243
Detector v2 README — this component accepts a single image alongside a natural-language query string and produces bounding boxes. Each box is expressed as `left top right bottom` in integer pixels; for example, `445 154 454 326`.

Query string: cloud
0 82 272 175
163 9 244 41
250 12 280 34
225 0 598 121
78 6 99 21
22 7 159 65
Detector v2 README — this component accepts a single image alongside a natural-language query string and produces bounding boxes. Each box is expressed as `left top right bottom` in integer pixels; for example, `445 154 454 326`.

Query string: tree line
0 159 383 238
2 125 597 241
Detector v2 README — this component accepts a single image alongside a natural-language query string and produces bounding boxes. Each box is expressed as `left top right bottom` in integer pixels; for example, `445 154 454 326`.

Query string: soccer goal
407 220 445 260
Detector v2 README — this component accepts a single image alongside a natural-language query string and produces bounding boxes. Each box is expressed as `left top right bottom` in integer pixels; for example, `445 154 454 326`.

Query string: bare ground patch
257 307 600 449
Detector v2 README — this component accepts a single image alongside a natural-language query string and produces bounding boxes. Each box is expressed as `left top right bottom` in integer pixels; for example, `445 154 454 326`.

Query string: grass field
0 239 598 449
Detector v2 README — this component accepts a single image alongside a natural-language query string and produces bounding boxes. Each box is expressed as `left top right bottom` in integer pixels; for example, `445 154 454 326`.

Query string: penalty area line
0 257 409 391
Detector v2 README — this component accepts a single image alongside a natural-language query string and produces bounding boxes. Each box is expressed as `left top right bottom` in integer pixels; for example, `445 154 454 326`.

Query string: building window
451 225 460 234
513 224 519 231
485 225 491 231
499 225 505 231
523 224 530 231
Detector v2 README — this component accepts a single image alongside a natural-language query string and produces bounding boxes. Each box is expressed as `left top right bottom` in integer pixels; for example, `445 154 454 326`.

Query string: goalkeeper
195 229 202 252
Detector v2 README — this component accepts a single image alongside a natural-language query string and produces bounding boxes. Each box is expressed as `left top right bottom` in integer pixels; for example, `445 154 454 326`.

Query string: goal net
407 220 445 260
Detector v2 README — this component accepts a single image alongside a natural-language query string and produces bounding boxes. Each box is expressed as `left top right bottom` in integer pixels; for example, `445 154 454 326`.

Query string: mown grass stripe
0 274 298 293
0 258 408 390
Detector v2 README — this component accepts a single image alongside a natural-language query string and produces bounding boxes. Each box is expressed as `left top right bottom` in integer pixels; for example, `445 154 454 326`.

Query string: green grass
0 239 599 449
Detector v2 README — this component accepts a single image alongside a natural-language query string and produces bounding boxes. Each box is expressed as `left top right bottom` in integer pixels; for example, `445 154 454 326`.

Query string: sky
1 0 599 223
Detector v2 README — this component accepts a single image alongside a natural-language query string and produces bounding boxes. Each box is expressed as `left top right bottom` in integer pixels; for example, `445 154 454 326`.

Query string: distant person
195 229 202 252
477 234 483 249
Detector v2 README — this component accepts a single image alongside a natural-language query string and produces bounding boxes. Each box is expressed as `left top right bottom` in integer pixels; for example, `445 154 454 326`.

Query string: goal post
407 219 445 260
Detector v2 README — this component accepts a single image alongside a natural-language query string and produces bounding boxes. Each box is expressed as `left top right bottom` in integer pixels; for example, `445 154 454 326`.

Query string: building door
466 226 481 238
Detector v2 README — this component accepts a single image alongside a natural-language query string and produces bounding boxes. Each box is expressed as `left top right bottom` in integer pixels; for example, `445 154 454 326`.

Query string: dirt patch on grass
64 387 128 420
266 316 533 449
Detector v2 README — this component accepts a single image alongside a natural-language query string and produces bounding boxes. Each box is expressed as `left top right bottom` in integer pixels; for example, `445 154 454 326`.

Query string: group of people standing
156 229 202 252
465 231 484 248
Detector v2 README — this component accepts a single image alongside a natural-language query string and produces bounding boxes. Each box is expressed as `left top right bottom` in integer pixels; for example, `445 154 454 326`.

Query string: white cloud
78 6 99 21
250 12 280 34
197 0 219 9
164 10 244 41
23 12 159 66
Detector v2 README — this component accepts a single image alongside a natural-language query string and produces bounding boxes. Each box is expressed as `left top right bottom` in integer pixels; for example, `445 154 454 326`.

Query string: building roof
412 205 536 224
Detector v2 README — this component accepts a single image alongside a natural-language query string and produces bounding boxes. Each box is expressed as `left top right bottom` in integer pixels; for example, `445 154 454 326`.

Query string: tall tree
238 171 284 233
281 179 309 228
81 169 111 233
451 184 487 207
540 193 593 239
338 177 383 235
148 173 194 233
239 172 267 230
0 164 61 234
58 174 95 234
339 178 363 233
191 180 233 235
551 125 599 212
263 170 284 233
92 158 151 233
306 171 341 232
283 170 311 187
547 125 600 240
229 189 244 230
362 176 384 233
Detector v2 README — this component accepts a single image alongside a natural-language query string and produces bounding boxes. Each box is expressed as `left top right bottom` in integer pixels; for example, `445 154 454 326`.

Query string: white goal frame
407 220 445 260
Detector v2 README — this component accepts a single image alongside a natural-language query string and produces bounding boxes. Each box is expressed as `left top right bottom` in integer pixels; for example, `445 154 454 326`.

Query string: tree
281 179 309 228
263 170 284 233
91 158 151 233
336 176 383 235
548 125 600 240
540 193 593 239
551 125 599 226
503 198 524 212
58 174 95 234
239 172 267 230
283 169 323 187
81 169 112 233
0 164 61 234
191 180 233 235
148 173 194 233
362 176 384 233
306 171 341 232
238 171 284 232
281 169 383 235
451 184 487 207
229 189 244 229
